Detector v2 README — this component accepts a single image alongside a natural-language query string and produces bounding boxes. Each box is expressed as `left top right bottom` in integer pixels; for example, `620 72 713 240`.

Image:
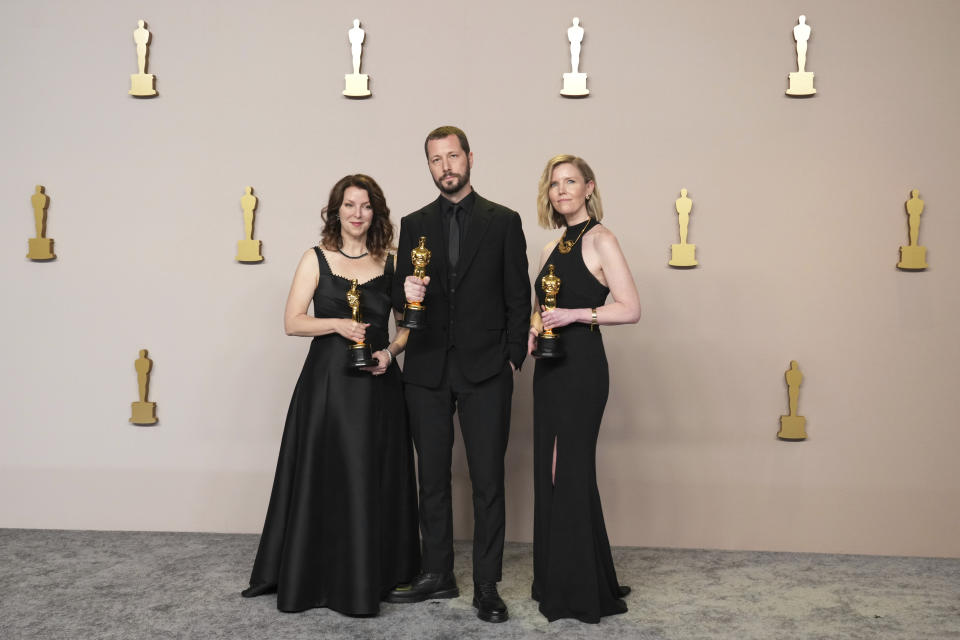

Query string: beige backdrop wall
2 0 958 558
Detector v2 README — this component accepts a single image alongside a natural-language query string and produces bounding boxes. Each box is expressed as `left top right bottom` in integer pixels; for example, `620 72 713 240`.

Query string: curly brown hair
320 174 394 259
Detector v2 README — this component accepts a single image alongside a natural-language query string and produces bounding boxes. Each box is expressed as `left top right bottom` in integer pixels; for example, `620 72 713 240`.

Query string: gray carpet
1 529 958 639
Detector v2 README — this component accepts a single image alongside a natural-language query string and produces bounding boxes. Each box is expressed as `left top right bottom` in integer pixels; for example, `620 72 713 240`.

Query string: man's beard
434 167 470 195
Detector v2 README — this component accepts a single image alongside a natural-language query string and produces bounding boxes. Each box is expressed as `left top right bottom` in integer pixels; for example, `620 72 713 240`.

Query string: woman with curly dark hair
241 174 420 616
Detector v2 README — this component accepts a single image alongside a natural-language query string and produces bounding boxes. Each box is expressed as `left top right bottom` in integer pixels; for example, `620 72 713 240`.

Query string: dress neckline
564 218 594 237
316 247 387 286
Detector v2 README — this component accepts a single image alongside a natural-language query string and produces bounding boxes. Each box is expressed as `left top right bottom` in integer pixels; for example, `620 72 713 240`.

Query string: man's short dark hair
424 126 470 158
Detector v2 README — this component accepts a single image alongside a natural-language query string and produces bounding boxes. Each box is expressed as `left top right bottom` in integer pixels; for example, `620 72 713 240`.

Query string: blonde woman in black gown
528 156 641 623
241 175 420 616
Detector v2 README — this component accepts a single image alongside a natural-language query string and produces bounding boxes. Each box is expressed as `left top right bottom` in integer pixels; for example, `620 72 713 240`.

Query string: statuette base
897 245 928 271
130 73 157 97
130 401 157 425
669 243 697 268
561 73 589 97
778 415 807 440
533 333 565 359
400 303 426 330
344 73 371 98
785 72 815 96
236 239 263 263
347 343 377 369
27 238 55 261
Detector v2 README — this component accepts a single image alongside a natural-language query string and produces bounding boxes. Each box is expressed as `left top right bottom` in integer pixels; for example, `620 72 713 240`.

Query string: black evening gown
243 248 420 616
532 220 628 623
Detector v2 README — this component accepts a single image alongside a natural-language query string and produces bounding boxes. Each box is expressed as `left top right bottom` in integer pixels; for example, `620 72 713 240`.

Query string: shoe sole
385 587 460 604
472 598 509 623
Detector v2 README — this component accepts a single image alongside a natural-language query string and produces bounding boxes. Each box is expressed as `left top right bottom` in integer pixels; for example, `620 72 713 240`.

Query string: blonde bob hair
536 154 604 229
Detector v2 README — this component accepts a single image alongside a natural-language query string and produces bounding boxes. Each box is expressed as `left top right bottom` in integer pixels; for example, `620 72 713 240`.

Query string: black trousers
404 349 513 583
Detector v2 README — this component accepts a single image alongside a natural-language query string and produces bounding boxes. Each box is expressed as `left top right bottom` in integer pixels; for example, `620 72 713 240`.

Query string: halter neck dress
532 220 628 623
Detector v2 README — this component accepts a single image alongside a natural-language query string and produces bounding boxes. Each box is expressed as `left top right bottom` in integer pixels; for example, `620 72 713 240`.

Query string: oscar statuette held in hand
400 236 430 329
346 279 377 369
533 264 565 359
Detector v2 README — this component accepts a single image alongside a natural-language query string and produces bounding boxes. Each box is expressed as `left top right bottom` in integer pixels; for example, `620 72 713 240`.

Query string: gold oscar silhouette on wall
897 189 928 271
27 185 56 261
778 361 806 441
129 20 158 97
786 15 816 96
668 188 697 268
236 187 263 263
130 349 158 425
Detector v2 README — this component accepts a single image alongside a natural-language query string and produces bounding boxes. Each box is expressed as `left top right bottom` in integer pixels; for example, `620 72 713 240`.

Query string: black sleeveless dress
243 247 420 616
532 220 628 623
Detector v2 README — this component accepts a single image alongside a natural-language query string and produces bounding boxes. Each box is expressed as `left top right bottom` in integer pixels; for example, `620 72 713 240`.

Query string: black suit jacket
393 193 531 388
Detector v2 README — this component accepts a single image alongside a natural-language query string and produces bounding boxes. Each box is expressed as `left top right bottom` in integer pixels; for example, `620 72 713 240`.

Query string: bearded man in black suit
387 126 530 623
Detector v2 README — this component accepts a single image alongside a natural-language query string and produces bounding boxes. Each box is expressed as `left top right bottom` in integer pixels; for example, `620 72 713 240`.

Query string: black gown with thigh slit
532 220 628 623
242 247 420 616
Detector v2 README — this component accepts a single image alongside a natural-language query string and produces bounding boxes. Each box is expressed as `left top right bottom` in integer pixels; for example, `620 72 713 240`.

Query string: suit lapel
457 194 493 279
422 198 447 292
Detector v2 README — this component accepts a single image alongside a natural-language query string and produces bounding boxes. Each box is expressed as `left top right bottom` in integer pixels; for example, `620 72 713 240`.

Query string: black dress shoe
385 572 459 603
473 582 508 623
618 585 631 597
240 583 276 598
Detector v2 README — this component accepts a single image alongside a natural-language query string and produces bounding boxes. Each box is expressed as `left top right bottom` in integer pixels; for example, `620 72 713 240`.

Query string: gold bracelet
591 308 598 330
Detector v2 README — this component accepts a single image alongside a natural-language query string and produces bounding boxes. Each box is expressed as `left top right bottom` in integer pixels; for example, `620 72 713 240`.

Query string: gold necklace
557 219 592 254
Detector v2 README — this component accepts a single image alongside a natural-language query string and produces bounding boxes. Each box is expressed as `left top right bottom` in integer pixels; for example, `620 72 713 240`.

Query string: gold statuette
400 236 431 329
777 361 806 441
533 264 564 359
897 189 928 271
129 20 158 97
786 15 816 96
236 186 264 263
346 279 376 369
669 188 697 268
411 236 430 279
130 349 158 425
27 185 56 261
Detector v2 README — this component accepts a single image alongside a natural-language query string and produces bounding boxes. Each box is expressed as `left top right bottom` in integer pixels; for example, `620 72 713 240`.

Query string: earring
586 194 591 201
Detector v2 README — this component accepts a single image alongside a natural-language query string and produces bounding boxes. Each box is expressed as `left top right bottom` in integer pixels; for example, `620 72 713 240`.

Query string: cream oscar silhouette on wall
786 15 816 96
343 19 371 98
130 349 158 425
778 361 806 440
129 20 158 97
236 187 264 263
27 185 56 261
897 189 928 271
668 189 697 267
561 17 589 97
